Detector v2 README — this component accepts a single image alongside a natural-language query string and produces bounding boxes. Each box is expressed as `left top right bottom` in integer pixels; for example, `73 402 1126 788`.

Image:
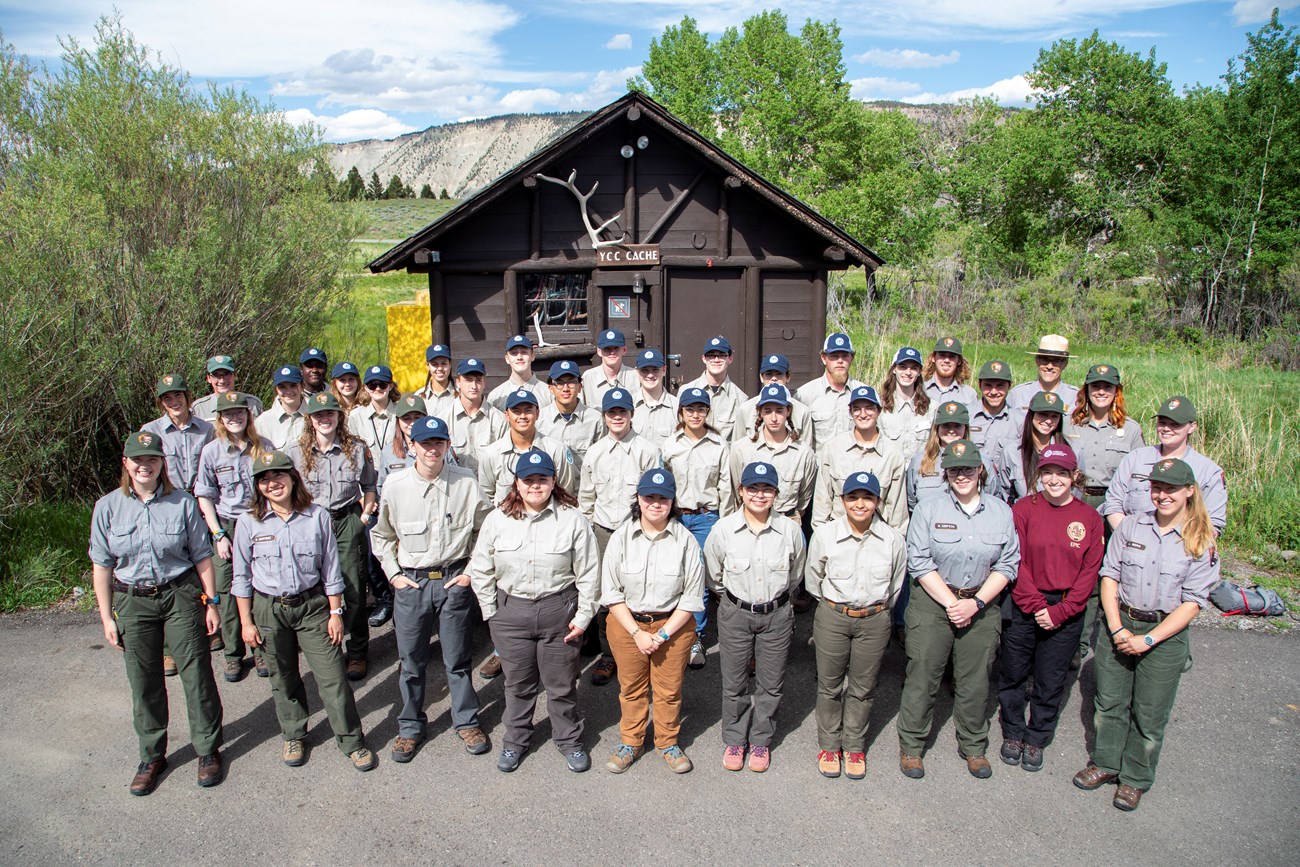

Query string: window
520 272 590 345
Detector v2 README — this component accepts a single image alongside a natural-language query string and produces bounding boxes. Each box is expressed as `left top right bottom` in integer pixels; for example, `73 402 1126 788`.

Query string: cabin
368 91 882 392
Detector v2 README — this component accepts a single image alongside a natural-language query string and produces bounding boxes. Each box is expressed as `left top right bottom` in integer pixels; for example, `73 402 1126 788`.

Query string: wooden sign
596 244 660 266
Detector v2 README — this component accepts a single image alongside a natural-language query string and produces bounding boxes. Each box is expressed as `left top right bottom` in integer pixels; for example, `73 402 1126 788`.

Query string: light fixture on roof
620 144 634 159
636 136 649 150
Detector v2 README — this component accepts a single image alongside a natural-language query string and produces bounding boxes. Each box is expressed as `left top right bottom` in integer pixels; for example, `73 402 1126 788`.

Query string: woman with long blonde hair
1074 457 1219 812
922 336 975 405
879 346 933 461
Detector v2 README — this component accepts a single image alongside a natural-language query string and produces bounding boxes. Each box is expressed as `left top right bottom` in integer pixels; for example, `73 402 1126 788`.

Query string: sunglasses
364 381 391 390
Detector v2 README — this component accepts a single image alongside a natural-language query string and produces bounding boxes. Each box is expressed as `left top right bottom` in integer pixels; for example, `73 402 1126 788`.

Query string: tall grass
0 502 94 611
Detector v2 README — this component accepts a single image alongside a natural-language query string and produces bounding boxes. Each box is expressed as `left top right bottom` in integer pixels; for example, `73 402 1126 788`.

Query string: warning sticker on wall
608 297 631 319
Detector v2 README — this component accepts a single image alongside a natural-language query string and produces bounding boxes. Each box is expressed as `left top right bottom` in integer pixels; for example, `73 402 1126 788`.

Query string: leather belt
329 503 362 520
945 585 981 600
630 610 673 623
725 589 790 615
111 578 179 597
255 584 325 606
1082 485 1108 496
824 599 887 619
404 558 468 583
679 506 713 515
1120 601 1165 623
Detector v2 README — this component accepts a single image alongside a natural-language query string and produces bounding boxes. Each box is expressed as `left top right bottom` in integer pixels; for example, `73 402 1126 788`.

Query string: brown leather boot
129 758 167 796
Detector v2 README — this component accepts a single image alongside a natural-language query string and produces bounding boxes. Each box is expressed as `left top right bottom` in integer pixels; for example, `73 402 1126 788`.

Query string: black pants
997 602 1084 748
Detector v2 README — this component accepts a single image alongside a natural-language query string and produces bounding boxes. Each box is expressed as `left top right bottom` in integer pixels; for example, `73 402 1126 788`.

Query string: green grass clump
0 502 94 611
349 199 459 240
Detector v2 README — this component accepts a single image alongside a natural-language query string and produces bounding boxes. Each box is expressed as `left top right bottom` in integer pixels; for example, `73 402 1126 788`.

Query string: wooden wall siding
728 187 827 262
761 272 819 387
438 188 531 261
444 272 510 386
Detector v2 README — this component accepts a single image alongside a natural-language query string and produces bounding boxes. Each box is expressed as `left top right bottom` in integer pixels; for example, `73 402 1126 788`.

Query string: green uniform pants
332 509 369 662
813 602 891 753
897 581 1001 757
1090 612 1188 791
112 572 224 762
252 590 365 754
1076 493 1110 658
211 516 245 663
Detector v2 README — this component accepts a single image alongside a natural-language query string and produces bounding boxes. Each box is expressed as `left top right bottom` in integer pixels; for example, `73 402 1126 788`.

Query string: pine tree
419 183 434 199
366 171 383 200
342 166 365 201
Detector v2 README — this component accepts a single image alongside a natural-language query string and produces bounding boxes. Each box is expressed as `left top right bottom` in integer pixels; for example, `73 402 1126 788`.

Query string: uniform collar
834 515 884 543
944 488 987 515
631 521 674 542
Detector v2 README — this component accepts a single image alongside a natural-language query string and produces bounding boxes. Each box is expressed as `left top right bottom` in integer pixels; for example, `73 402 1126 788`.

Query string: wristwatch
329 607 345 617
973 597 986 611
1143 634 1156 647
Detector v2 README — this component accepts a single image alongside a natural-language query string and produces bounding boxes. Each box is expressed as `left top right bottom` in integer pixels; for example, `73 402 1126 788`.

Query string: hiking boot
1073 763 1119 790
662 745 692 774
604 744 639 774
564 749 590 773
209 634 225 653
497 747 523 772
590 655 617 685
349 748 378 772
162 655 178 677
223 659 243 682
962 753 993 779
346 658 367 681
723 744 746 771
196 752 223 788
899 752 925 779
283 739 307 767
1021 744 1044 772
458 727 490 755
844 751 867 780
818 749 842 778
390 736 421 764
1113 783 1144 811
1000 739 1024 766
253 654 269 678
129 758 167 796
478 654 503 679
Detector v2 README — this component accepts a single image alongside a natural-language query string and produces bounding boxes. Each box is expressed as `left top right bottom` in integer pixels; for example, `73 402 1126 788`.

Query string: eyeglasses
1035 356 1063 367
364 382 391 390
948 467 979 478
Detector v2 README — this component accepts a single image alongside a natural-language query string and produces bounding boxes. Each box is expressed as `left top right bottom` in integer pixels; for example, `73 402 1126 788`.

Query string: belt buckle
756 599 774 615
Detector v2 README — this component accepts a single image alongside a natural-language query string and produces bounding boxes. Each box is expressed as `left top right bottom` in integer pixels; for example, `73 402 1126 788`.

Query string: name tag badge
1125 541 1147 550
252 534 275 543
934 522 958 530
215 465 234 474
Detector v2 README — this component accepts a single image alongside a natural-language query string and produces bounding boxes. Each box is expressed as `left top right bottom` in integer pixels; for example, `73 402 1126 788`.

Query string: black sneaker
1000 739 1024 766
497 748 524 773
564 749 591 773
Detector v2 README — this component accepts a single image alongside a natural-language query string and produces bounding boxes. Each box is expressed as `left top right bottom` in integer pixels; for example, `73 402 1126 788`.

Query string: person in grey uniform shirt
813 385 907 531
298 347 329 396
232 450 377 773
729 385 817 521
372 416 493 764
1064 362 1144 666
795 332 865 456
329 361 363 415
704 461 807 774
90 431 225 796
258 366 307 450
966 359 1021 471
905 401 1003 512
1074 457 1220 812
683 335 749 436
734 354 816 450
487 335 554 412
1006 391 1070 502
417 344 457 420
468 449 600 773
192 355 264 421
631 348 679 448
349 363 402 627
143 373 214 494
923 336 977 406
1102 395 1227 534
478 388 577 505
1008 334 1079 412
537 359 603 473
805 471 906 781
582 329 639 407
898 440 1020 781
440 358 506 476
373 395 426 499
878 346 932 461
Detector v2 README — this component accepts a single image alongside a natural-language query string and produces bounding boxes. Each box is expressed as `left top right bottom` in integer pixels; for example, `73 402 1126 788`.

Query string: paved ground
0 608 1296 866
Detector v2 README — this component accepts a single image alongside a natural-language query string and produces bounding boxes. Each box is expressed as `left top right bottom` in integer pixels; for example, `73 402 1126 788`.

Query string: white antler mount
535 169 627 249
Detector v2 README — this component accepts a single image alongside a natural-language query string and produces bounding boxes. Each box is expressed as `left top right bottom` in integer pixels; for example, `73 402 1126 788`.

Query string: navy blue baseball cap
823 333 854 354
331 361 358 379
678 386 710 407
456 358 486 377
273 365 303 385
410 416 450 442
842 471 881 498
757 384 790 407
636 348 665 369
363 364 393 384
760 354 790 374
597 329 626 349
548 360 580 381
426 344 451 361
703 335 733 355
740 461 779 489
505 388 540 409
299 347 327 365
849 385 881 408
505 334 533 351
892 346 923 366
514 449 555 478
603 388 634 412
637 468 676 499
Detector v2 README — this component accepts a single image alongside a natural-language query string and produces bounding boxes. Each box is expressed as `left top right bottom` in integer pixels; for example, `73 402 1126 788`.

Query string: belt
725 589 790 615
254 584 325 606
945 585 981 600
1120 601 1165 623
679 506 714 515
629 610 674 623
404 558 469 583
824 599 887 619
1082 485 1108 496
111 577 181 597
329 503 362 520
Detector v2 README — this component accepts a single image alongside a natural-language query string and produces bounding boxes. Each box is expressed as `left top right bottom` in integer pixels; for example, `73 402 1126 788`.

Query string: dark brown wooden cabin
369 91 882 393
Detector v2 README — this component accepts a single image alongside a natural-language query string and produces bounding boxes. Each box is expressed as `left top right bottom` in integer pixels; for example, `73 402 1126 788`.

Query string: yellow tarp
386 303 431 395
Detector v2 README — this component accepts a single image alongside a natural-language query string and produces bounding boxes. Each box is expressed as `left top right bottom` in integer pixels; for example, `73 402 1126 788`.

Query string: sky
0 1 1292 142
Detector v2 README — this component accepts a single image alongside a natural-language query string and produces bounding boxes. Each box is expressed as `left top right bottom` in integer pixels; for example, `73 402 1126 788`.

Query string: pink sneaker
748 745 771 772
722 744 746 771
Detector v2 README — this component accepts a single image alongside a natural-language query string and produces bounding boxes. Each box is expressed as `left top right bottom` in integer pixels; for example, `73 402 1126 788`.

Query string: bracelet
630 627 643 638
1109 625 1126 636
211 528 227 540
657 628 670 642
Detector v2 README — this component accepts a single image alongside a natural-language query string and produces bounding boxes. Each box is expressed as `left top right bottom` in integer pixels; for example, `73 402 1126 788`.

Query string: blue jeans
680 511 719 639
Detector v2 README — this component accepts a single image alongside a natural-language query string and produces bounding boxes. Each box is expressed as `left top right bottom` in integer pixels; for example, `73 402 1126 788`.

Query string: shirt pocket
109 526 141 560
398 520 431 556
618 557 647 595
929 528 964 558
492 533 525 581
723 556 751 583
292 542 320 581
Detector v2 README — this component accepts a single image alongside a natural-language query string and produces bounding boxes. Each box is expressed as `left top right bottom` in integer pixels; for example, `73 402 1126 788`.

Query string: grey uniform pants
717 593 794 748
488 586 584 753
393 573 480 739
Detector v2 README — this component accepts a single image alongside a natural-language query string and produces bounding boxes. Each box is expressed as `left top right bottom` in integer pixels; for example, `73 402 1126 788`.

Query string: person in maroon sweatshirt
997 443 1103 772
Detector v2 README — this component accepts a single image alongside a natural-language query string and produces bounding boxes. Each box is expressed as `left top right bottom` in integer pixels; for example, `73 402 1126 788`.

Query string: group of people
90 327 1224 813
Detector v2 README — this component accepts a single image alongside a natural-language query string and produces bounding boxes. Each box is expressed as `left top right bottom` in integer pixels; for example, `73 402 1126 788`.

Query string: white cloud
1232 0 1300 24
855 48 960 69
280 108 419 142
499 66 641 113
849 77 923 100
899 74 1037 106
605 33 632 50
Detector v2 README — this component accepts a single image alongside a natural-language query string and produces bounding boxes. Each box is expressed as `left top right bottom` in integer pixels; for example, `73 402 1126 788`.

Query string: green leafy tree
628 16 719 132
419 183 434 199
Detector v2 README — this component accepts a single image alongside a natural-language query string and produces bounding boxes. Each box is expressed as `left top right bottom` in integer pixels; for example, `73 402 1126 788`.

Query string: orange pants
607 614 693 750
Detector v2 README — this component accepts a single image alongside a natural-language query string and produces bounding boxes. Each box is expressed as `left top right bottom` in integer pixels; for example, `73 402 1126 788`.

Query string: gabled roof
368 91 883 273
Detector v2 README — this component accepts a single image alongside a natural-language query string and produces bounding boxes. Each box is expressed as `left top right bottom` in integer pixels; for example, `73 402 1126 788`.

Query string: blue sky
1 1 1291 141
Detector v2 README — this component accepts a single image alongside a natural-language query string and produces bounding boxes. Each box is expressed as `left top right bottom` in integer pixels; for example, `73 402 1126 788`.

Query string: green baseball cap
1028 391 1068 415
933 400 970 427
304 391 343 414
206 355 235 373
1084 363 1121 386
123 430 165 458
214 391 252 413
1154 395 1196 425
977 359 1012 382
941 439 982 469
933 336 963 356
395 394 428 417
156 373 189 396
1147 457 1195 487
251 450 295 477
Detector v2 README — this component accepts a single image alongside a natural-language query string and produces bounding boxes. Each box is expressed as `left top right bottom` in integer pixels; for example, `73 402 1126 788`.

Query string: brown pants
607 613 693 750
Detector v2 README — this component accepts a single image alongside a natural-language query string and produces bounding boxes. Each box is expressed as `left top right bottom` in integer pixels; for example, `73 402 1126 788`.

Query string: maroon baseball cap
1039 443 1077 472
